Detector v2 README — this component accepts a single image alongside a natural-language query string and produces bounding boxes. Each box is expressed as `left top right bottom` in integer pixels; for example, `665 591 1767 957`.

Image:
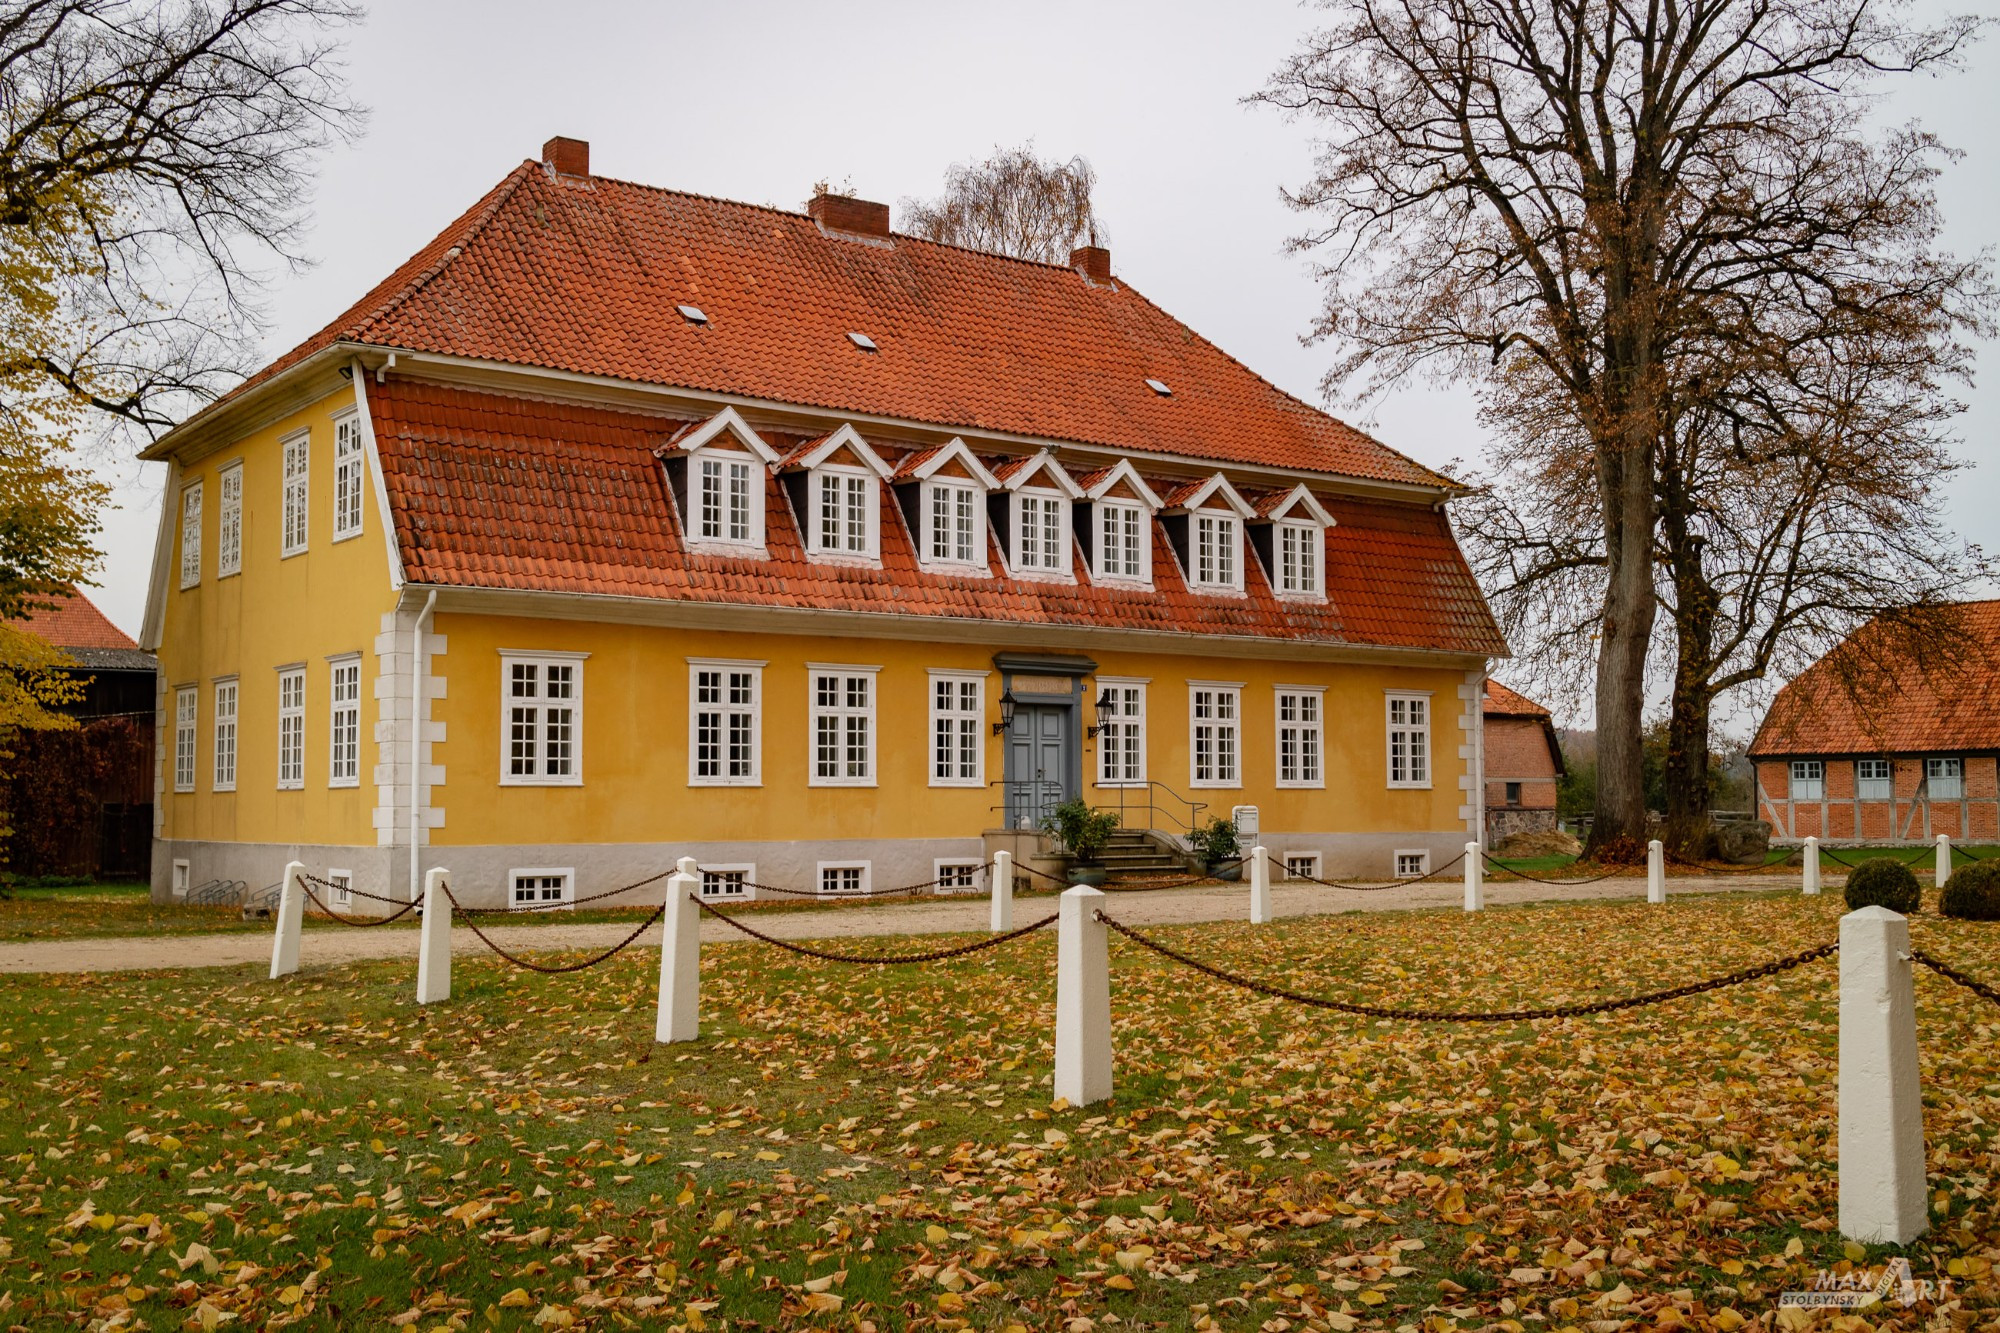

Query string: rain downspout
410 589 436 900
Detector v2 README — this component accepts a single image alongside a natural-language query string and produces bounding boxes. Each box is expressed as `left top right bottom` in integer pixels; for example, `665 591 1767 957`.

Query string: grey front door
1005 704 1072 826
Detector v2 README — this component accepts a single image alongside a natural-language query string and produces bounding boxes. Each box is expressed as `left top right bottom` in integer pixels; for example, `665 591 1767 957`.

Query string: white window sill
501 777 584 788
281 547 307 560
277 781 303 792
329 777 361 789
1387 782 1434 791
917 558 992 578
1006 566 1073 584
804 549 881 567
1275 589 1326 604
217 568 242 581
1189 780 1243 790
928 777 986 789
1276 780 1326 790
1093 780 1151 789
1093 575 1154 592
173 787 194 795
809 778 878 788
179 580 200 592
690 777 763 788
212 784 236 794
686 539 768 559
1188 583 1249 598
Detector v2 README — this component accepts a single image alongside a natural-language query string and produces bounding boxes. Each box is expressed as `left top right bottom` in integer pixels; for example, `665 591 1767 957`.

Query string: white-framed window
934 860 984 893
1191 512 1241 591
327 869 353 910
1276 687 1325 788
1283 853 1322 882
178 481 203 589
1277 521 1321 597
171 859 190 898
502 652 585 785
333 413 366 541
1387 693 1431 788
217 464 243 578
929 671 985 786
693 451 762 550
1096 679 1147 786
818 862 872 896
1857 758 1893 801
1190 684 1242 788
277 667 305 789
1013 492 1069 574
328 656 362 787
1394 850 1430 879
510 868 574 909
689 659 762 785
810 665 877 785
1789 759 1825 801
281 430 309 556
700 865 755 900
211 679 237 792
925 480 984 568
1096 501 1149 584
173 687 197 792
1926 757 1963 801
811 468 877 557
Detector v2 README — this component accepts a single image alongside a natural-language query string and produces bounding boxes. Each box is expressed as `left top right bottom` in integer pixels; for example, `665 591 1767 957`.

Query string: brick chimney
543 136 590 177
808 192 891 241
1070 245 1112 284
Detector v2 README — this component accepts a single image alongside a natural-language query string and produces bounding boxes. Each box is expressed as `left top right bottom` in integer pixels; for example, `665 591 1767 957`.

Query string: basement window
677 304 709 325
847 331 878 352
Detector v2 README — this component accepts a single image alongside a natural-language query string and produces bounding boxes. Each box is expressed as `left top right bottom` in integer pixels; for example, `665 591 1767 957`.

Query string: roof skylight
1145 377 1172 396
848 331 879 352
677 304 709 325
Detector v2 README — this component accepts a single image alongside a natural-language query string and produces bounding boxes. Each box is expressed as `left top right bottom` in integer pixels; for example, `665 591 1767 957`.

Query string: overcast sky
84 0 2000 734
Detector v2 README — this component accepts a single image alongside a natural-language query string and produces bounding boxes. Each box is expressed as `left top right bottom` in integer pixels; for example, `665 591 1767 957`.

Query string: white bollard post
1647 839 1666 904
415 868 452 1004
1249 845 1272 924
1053 885 1112 1108
1803 836 1821 896
1839 906 1928 1243
677 854 699 881
269 860 306 980
991 849 1014 932
656 868 702 1043
1463 841 1484 912
1936 834 1950 890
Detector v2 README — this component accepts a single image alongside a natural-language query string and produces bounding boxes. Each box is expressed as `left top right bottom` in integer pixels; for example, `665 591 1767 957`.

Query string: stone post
1053 885 1112 1108
269 861 306 980
1803 836 1820 896
1463 841 1484 912
415 867 452 1004
656 868 702 1044
1839 906 1928 1243
1249 845 1272 924
992 849 1014 931
1647 839 1666 904
1936 834 1950 890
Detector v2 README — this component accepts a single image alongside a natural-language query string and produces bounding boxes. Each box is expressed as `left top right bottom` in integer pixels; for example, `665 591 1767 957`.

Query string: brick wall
1484 716 1558 811
1757 754 2000 845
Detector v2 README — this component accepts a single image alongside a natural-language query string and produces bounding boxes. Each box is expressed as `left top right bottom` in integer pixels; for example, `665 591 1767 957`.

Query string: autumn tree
1258 0 1985 851
901 146 1106 264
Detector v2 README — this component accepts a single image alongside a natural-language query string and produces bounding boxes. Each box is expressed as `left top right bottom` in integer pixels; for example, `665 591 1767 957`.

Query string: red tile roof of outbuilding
1483 679 1552 718
5 587 137 651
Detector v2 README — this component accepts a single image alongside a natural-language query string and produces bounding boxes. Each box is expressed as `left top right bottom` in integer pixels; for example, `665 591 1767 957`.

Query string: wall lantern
993 690 1017 735
1087 687 1112 740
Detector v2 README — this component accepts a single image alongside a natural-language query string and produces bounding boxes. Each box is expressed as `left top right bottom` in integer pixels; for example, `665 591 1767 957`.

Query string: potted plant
1042 799 1120 887
1192 816 1242 881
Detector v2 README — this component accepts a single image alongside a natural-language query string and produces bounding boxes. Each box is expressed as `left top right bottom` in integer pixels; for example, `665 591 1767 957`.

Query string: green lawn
3 889 1996 1329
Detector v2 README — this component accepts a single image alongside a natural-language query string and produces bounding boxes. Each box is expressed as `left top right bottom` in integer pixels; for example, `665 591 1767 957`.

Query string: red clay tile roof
370 379 1503 656
212 162 1450 489
1483 679 1551 718
1749 601 2000 757
6 587 137 651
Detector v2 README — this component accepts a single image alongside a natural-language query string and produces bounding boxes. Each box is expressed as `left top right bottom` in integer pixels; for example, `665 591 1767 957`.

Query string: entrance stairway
1097 829 1188 882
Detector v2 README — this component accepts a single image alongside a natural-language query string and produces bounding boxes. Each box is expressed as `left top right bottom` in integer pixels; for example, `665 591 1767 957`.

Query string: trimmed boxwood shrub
1844 857 1922 913
1940 860 2000 921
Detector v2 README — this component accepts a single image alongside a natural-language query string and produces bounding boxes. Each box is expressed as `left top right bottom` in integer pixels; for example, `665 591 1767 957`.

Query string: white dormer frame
908 438 1000 573
1264 484 1337 602
796 424 892 562
663 408 782 557
1001 452 1083 581
1084 459 1163 589
1174 474 1256 596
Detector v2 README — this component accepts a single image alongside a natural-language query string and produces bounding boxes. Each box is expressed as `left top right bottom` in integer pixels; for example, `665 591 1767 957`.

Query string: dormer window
892 438 998 574
659 406 780 557
778 423 892 565
1161 473 1255 596
1193 513 1239 590
1278 520 1319 595
992 452 1083 581
697 454 758 545
1254 484 1336 602
930 481 980 563
815 468 875 555
1079 458 1163 588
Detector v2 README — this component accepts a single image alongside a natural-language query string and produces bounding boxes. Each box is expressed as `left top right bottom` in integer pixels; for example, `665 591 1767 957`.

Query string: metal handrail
186 878 246 907
1093 781 1208 840
989 779 1066 831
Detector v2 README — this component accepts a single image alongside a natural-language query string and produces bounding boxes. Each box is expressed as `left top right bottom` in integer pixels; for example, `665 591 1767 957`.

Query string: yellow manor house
140 137 1507 908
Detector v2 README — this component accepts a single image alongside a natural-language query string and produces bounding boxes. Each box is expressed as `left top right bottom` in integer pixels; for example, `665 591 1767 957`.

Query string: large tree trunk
1590 437 1658 853
1663 676 1712 857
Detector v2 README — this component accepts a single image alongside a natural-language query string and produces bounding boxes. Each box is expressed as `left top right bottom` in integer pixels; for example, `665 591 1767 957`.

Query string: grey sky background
83 0 2000 737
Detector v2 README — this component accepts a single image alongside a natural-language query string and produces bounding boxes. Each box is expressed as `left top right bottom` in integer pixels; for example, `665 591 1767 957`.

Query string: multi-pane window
1284 853 1322 881
936 862 983 892
329 658 361 787
217 465 242 577
1192 513 1238 590
173 686 197 792
927 482 980 565
179 481 203 589
1015 493 1066 572
1276 688 1324 787
277 668 305 789
1926 757 1963 800
696 454 758 545
700 867 751 899
212 680 237 791
327 870 353 910
1097 682 1146 785
333 415 366 540
929 673 984 785
1789 759 1825 801
281 432 309 556
691 662 760 784
504 656 581 784
820 864 869 895
815 471 873 555
1857 758 1893 801
1190 685 1240 787
1395 851 1430 879
1278 521 1320 596
811 669 876 784
1097 502 1147 581
511 871 572 908
1387 694 1430 787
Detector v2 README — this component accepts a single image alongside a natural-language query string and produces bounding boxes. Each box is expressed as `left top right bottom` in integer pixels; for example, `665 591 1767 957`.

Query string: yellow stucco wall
154 385 398 850
432 612 1470 845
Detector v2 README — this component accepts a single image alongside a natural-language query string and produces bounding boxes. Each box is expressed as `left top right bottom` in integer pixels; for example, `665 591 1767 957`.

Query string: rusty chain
1296 850 1469 892
1820 846 1931 870
297 879 426 927
1480 855 1642 887
695 895 1057 964
456 866 679 915
1095 910 1838 1022
1013 859 1242 893
438 882 665 974
1910 949 2000 1008
729 864 993 899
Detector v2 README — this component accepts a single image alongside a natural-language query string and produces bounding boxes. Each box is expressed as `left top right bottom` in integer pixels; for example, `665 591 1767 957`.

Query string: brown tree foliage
1258 0 1986 849
901 146 1106 264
